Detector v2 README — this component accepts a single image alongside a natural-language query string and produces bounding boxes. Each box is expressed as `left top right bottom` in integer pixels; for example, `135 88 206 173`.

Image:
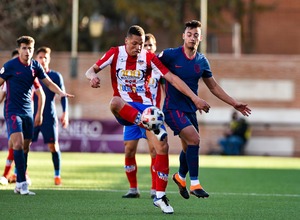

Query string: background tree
0 0 276 53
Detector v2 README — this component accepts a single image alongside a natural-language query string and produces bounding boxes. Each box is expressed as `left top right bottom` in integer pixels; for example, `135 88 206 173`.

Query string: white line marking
30 188 300 198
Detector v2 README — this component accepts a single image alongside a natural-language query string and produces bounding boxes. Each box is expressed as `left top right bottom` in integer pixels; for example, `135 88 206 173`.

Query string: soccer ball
141 106 164 130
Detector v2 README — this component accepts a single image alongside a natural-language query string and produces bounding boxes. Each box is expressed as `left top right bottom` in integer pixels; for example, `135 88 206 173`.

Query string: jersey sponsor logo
157 171 168 181
175 65 182 68
16 71 22 75
0 67 4 74
119 84 145 93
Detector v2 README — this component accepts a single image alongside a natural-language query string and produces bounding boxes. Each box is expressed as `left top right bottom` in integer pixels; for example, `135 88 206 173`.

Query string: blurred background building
0 0 300 156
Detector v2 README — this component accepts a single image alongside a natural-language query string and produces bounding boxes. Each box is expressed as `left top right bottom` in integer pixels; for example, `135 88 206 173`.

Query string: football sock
118 104 141 125
186 145 199 181
24 152 28 172
178 150 188 178
3 159 13 178
154 154 169 192
7 147 14 160
124 157 137 188
150 157 156 190
13 150 26 182
52 151 61 177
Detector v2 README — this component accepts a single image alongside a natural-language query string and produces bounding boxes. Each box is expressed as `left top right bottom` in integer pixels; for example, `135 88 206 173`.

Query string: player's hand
90 76 101 88
60 92 75 98
34 115 43 126
234 103 251 116
60 112 69 129
193 96 211 114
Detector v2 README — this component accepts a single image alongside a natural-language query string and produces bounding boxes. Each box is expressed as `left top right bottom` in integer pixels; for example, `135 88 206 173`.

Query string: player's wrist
85 71 97 80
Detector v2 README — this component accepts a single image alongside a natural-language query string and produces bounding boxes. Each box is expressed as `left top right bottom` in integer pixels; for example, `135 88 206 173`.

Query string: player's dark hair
16 36 35 47
11 49 19 58
127 25 145 37
36 46 51 55
184 20 202 31
145 33 156 44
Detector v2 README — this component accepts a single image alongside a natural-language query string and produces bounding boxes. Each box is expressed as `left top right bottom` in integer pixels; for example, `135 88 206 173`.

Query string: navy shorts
164 109 199 136
32 118 58 143
5 114 34 139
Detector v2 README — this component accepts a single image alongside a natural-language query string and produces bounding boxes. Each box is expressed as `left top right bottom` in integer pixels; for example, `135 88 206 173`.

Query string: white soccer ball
141 106 164 130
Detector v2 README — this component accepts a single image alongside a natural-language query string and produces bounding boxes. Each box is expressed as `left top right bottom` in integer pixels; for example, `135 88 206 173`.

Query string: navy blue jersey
158 46 212 113
33 70 67 121
0 57 46 117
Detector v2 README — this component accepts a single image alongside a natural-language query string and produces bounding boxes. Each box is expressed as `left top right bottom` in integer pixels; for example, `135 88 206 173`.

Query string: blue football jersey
0 57 46 116
33 69 67 121
158 46 212 113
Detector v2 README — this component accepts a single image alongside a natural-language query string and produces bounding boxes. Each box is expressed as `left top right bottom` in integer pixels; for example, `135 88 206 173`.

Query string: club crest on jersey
157 172 168 181
0 67 4 74
194 64 201 73
137 59 144 65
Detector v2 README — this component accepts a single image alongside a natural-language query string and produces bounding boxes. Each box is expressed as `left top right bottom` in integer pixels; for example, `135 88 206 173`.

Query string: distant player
32 46 69 186
0 36 73 195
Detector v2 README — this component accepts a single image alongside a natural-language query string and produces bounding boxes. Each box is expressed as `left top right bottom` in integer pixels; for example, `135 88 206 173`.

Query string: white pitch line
28 188 300 198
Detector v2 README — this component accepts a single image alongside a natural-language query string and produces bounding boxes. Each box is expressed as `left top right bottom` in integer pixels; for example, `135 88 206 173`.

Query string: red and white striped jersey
95 45 169 105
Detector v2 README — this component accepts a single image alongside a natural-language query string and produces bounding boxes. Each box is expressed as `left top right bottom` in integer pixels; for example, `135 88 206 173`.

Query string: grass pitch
0 152 299 220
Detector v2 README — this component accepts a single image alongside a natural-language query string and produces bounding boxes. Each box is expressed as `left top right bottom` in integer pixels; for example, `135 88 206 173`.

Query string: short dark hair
16 36 35 47
36 46 51 55
184 20 201 31
11 49 19 58
145 33 156 44
127 25 145 37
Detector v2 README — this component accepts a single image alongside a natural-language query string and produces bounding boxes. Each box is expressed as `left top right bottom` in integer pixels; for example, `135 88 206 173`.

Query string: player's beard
187 43 198 52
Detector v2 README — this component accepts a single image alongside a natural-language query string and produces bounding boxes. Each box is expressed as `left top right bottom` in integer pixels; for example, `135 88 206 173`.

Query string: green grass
0 152 300 220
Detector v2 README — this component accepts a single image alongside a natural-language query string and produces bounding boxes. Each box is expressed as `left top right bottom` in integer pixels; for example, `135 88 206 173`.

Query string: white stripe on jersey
97 45 163 105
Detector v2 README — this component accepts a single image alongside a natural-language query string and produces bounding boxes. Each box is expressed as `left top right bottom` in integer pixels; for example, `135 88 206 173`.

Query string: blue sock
24 152 28 172
178 150 188 178
13 150 26 182
186 145 199 181
52 151 61 177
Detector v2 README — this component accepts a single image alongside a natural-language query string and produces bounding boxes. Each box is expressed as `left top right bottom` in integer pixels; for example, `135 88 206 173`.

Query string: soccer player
158 20 251 200
0 36 74 195
122 33 161 199
85 25 210 214
0 50 45 186
32 46 69 186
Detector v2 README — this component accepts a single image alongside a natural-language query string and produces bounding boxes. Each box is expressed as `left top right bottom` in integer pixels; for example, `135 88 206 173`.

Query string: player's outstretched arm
41 76 74 98
203 77 251 116
164 71 211 113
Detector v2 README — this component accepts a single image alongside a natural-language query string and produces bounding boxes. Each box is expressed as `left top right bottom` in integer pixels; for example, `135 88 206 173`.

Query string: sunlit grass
0 152 299 220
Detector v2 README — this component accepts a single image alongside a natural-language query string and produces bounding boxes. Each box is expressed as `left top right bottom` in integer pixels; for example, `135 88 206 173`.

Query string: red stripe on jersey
95 46 169 105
